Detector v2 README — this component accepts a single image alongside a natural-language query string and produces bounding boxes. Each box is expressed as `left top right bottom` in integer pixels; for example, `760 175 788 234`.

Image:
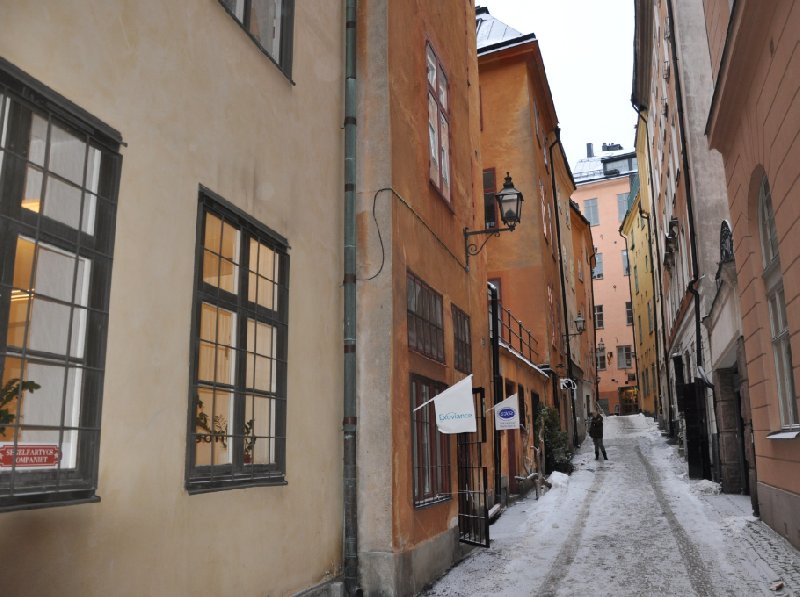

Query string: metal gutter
342 0 360 593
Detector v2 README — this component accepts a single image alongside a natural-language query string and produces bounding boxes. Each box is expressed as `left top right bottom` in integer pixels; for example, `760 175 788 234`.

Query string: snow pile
548 471 570 489
691 480 722 495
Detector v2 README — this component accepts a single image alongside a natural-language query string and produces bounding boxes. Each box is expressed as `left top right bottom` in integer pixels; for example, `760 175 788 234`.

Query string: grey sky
478 0 637 169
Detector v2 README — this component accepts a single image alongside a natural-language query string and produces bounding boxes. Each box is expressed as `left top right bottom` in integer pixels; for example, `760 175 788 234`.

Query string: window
638 315 643 343
219 0 295 77
427 44 450 201
407 271 444 362
540 180 548 243
0 64 122 509
622 250 630 276
596 349 607 370
647 301 653 333
618 345 633 369
618 193 629 222
451 305 472 374
483 169 497 229
411 375 450 506
584 198 599 226
593 253 604 279
626 302 633 325
187 190 289 491
634 264 640 293
758 176 798 428
594 305 604 329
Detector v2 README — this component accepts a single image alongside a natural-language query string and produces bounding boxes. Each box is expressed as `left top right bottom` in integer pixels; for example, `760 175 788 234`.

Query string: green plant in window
0 378 41 435
194 397 228 448
243 418 256 464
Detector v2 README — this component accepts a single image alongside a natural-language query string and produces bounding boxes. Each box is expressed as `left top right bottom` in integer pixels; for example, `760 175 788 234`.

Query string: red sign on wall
0 444 61 468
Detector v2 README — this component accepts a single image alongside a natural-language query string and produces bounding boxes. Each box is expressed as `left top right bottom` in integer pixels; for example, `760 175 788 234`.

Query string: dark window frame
410 374 451 507
451 304 472 374
0 60 122 511
626 301 633 326
407 271 444 363
186 187 290 493
482 168 498 229
219 0 296 79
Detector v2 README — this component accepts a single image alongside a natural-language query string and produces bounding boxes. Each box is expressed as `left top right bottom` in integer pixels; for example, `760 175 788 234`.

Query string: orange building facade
354 2 493 593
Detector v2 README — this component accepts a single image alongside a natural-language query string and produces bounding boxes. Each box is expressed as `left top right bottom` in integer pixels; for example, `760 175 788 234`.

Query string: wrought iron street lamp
464 172 523 271
563 313 586 339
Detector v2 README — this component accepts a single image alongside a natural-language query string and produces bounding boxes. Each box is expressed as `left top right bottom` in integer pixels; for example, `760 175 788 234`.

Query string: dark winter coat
588 415 604 439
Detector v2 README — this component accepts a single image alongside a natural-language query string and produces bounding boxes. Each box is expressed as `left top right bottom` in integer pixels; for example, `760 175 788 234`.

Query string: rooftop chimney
602 142 623 152
586 143 594 158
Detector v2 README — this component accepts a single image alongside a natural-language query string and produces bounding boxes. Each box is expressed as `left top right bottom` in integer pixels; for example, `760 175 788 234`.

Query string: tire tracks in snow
536 464 607 596
635 444 717 597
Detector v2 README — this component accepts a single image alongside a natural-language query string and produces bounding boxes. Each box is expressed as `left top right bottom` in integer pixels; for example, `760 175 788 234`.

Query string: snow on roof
476 7 530 52
572 149 635 183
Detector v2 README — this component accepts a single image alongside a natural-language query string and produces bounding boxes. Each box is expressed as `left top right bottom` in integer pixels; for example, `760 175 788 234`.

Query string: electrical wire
362 187 467 281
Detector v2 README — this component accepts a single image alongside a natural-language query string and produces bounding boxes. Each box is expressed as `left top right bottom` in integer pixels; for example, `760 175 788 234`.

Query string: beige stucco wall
0 1 344 595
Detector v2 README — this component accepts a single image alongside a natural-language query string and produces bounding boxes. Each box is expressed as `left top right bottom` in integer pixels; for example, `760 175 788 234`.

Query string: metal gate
457 387 490 547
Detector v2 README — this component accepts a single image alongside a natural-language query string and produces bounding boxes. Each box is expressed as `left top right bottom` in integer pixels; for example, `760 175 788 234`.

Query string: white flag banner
430 375 477 434
494 394 520 430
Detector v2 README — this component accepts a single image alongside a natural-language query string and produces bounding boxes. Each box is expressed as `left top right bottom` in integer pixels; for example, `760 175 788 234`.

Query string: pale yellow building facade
0 2 344 595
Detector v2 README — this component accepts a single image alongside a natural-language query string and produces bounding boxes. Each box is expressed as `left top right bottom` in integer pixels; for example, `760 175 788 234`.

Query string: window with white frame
758 176 798 428
584 198 599 226
0 62 122 509
622 250 630 276
219 0 295 77
187 190 290 491
594 305 604 329
426 43 450 201
617 345 633 369
592 252 603 279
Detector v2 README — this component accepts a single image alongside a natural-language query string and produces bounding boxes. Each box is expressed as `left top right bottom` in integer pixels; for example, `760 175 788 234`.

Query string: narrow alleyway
422 415 800 597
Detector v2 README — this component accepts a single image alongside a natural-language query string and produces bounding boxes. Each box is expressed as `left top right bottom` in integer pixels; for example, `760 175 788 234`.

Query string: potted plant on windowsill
0 378 41 436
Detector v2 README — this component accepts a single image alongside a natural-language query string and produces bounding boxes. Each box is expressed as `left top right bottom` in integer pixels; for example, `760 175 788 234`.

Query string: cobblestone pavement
421 415 800 597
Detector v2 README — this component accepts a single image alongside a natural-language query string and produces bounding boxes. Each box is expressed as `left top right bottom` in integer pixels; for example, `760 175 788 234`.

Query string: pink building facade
572 147 637 416
705 0 800 549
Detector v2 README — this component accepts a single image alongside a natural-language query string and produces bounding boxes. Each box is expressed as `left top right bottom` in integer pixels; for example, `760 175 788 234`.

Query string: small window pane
438 70 448 110
249 0 283 60
428 94 439 182
28 114 47 167
203 250 220 287
426 46 437 88
246 395 277 465
440 115 450 200
21 166 43 215
194 389 233 466
48 123 86 186
44 176 83 231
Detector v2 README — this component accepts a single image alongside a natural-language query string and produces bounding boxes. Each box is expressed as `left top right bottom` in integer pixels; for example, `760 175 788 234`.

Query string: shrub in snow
538 405 574 475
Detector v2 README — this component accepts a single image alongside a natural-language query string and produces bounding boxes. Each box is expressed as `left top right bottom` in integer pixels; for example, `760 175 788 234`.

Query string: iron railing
492 301 540 364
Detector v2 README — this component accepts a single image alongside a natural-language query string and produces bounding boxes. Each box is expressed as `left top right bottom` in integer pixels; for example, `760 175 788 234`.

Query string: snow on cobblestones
422 414 800 597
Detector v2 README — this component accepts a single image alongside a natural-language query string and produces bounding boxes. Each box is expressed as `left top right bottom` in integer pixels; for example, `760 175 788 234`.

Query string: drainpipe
342 0 359 594
632 105 673 435
618 225 640 412
489 283 503 503
548 128 579 448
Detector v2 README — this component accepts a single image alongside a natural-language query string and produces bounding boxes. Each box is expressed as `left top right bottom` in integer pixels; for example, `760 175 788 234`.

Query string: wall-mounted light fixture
562 313 586 339
464 172 523 271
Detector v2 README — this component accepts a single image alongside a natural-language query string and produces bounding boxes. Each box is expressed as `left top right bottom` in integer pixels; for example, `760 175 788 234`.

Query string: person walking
589 412 608 460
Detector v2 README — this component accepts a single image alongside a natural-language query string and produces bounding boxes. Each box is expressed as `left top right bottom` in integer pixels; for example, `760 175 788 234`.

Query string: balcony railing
492 301 540 364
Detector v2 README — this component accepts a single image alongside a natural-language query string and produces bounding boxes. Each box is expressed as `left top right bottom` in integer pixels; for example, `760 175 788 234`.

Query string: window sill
414 495 451 510
0 493 100 514
187 477 287 495
766 429 800 440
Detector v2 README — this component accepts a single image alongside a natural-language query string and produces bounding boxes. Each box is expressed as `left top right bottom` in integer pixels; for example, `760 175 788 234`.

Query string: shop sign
0 444 61 467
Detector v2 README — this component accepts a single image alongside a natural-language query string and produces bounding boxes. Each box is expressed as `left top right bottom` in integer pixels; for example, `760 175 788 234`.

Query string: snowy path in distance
421 414 800 597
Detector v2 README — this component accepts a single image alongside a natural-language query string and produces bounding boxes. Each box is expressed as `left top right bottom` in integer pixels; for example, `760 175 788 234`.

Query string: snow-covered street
422 415 800 597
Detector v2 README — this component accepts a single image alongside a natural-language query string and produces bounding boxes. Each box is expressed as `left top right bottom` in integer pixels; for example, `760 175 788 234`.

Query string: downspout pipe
489 283 503 503
632 105 673 434
548 128 579 447
342 0 359 594
618 225 640 409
